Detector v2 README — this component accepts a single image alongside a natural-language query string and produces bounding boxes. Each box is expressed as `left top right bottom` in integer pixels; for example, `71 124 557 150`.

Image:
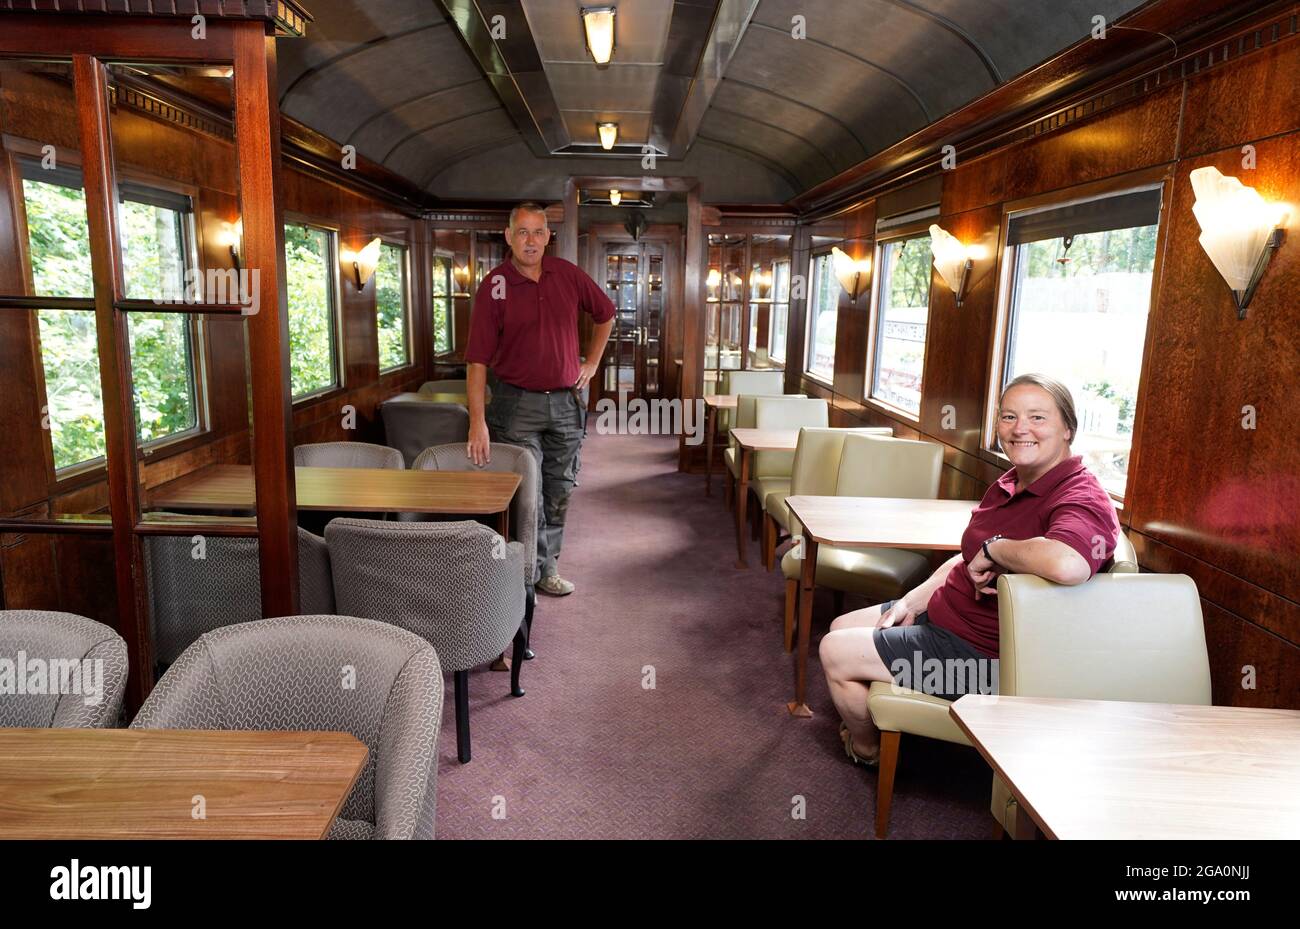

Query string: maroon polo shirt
927 455 1120 658
464 255 615 391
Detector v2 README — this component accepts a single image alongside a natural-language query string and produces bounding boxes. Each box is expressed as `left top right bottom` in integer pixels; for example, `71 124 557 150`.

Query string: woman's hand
966 548 1000 596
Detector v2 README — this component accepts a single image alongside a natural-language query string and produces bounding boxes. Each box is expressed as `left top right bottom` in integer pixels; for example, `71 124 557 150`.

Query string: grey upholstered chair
0 610 127 729
131 614 442 840
411 442 539 674
143 527 335 667
419 379 479 397
380 399 470 467
294 441 404 470
326 518 526 764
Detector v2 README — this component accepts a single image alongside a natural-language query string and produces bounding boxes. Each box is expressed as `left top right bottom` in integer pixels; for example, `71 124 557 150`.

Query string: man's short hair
508 202 548 230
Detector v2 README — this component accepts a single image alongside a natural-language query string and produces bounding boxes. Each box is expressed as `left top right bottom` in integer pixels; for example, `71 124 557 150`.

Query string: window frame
803 249 838 387
282 214 345 406
982 166 1172 505
431 249 456 359
12 145 211 479
864 221 934 422
374 235 413 375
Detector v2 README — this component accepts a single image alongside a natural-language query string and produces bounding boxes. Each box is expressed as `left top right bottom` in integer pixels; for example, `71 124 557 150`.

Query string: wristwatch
981 534 1005 566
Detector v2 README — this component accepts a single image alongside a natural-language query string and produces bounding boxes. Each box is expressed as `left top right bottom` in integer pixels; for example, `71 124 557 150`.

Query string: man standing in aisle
465 202 614 596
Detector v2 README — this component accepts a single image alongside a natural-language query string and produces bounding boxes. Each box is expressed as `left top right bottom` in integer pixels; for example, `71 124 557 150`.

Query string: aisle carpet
434 432 993 839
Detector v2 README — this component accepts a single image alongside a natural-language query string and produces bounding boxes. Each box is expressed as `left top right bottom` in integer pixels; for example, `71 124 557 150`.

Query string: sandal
839 722 880 767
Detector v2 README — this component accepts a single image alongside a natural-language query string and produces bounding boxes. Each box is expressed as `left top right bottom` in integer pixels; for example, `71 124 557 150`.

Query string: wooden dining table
729 427 800 568
949 695 1300 839
383 391 468 406
782 494 979 716
148 464 521 536
702 393 737 496
0 727 368 839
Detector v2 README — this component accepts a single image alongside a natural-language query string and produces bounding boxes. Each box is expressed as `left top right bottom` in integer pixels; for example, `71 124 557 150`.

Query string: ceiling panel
543 62 663 112
523 0 674 63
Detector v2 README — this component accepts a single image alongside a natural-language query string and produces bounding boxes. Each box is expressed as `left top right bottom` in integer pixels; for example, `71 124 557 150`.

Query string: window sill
864 395 921 423
292 384 346 409
802 370 834 389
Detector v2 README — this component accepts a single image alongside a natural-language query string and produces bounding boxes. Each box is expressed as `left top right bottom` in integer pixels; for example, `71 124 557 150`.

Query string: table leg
787 535 817 717
497 509 510 541
705 405 717 496
1011 801 1043 840
734 448 751 568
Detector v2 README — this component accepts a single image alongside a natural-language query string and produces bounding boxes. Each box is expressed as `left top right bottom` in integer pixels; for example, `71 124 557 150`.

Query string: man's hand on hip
467 420 491 467
574 360 599 392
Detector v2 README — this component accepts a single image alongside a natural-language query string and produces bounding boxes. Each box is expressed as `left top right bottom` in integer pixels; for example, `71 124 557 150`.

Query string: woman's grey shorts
871 601 999 700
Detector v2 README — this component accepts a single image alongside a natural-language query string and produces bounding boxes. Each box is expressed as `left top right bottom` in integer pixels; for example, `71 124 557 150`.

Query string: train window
805 252 838 381
284 222 342 400
869 232 932 417
432 254 454 355
997 186 1163 498
375 241 411 372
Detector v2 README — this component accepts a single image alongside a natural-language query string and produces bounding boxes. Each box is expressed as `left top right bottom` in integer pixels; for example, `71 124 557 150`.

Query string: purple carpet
434 432 995 839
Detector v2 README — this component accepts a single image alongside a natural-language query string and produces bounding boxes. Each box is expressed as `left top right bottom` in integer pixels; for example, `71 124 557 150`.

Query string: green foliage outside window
284 223 338 398
23 178 198 471
375 242 408 370
432 255 452 355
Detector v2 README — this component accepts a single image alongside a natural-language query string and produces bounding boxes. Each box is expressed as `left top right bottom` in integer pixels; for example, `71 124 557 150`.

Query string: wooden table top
729 427 800 452
0 728 368 839
704 394 737 409
149 464 520 514
785 495 978 549
383 391 468 405
949 696 1300 840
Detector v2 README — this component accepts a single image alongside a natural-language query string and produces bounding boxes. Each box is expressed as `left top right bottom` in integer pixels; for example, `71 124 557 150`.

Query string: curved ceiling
276 0 1148 203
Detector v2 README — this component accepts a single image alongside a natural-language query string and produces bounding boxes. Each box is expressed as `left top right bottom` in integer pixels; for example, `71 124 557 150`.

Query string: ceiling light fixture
597 121 618 151
609 189 622 206
831 246 871 303
1189 166 1288 319
581 6 616 66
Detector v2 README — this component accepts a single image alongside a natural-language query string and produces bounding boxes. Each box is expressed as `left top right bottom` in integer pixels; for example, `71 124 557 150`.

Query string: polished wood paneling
1179 37 1300 159
1002 86 1183 202
939 152 1008 215
1128 133 1300 605
1201 600 1300 710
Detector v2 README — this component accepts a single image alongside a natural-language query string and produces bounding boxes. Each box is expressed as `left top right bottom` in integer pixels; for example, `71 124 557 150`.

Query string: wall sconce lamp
609 189 622 206
452 263 471 298
581 6 616 66
831 246 871 303
217 219 242 272
343 237 382 291
706 267 721 303
1189 166 1288 319
597 122 618 151
928 224 980 307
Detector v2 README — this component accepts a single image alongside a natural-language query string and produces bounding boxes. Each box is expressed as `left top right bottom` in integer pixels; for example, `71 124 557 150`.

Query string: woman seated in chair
819 373 1119 765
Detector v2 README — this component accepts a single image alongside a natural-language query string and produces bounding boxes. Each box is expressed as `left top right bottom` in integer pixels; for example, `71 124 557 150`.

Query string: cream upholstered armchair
865 530 1146 838
719 369 785 433
761 426 893 572
742 397 828 536
987 564 1208 838
781 433 941 652
723 392 804 510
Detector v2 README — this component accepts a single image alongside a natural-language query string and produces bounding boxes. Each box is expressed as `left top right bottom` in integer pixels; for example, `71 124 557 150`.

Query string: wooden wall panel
940 151 1008 215
1179 38 1300 159
1127 132 1300 605
1002 86 1183 201
1201 600 1300 710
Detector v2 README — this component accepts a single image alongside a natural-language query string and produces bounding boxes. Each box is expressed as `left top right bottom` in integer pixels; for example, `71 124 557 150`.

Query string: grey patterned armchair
411 442 539 673
143 527 335 666
380 399 469 467
325 518 526 763
0 610 127 728
131 614 442 840
294 441 404 470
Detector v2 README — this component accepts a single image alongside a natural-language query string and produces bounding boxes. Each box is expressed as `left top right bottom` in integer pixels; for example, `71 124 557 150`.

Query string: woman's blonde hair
1001 373 1078 442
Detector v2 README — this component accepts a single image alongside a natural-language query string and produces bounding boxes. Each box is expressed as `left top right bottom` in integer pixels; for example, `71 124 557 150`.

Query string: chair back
419 379 468 395
0 610 127 728
380 400 470 467
1111 528 1138 573
786 426 893 535
834 433 943 499
131 614 442 839
996 573 1211 704
294 441 403 470
752 397 828 478
410 443 539 586
723 370 784 396
325 518 526 673
144 527 334 666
